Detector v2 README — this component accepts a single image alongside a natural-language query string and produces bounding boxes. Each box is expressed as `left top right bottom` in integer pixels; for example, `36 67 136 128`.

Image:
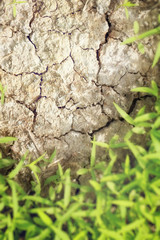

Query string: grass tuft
0 81 160 239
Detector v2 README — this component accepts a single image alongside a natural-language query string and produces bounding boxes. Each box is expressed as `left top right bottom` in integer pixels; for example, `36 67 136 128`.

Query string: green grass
122 10 160 68
118 0 160 67
123 19 160 67
8 0 27 18
1 2 160 239
0 81 160 239
0 83 6 105
117 0 138 19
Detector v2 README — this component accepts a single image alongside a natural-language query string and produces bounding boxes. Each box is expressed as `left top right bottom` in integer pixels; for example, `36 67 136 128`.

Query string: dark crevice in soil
39 76 43 96
38 76 47 100
112 86 121 96
15 100 37 131
75 178 81 195
33 108 37 126
89 119 114 139
31 66 49 76
27 35 37 49
117 95 155 123
0 66 23 76
96 10 112 78
56 129 89 140
70 129 87 135
96 49 100 62
15 100 35 112
105 13 112 43
128 95 154 115
32 0 45 14
57 106 66 109
127 97 140 115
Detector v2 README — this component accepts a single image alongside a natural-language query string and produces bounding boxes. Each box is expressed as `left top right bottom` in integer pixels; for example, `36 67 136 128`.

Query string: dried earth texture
0 0 160 186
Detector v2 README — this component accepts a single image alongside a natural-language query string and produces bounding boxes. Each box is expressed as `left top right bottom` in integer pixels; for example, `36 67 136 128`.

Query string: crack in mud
27 35 37 49
89 119 115 139
96 12 112 81
0 0 159 187
105 13 112 43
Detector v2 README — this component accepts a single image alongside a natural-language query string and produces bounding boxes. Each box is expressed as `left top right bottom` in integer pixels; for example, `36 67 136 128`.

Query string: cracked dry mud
0 0 160 185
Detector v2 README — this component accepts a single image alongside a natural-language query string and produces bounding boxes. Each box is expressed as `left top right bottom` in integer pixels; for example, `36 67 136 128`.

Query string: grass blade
23 196 53 206
101 173 125 182
103 149 117 175
125 7 129 19
0 84 6 105
90 136 96 167
48 149 56 163
0 137 17 144
8 151 28 179
152 41 160 68
118 218 145 233
124 155 130 175
114 103 134 125
13 4 16 17
111 200 134 207
125 140 146 168
7 214 14 240
89 180 101 191
58 163 63 178
77 168 89 175
50 225 70 240
15 219 34 230
8 180 18 218
120 180 139 194
134 21 139 34
123 26 160 44
64 169 71 208
134 113 157 123
38 211 53 226
73 231 87 240
91 141 109 149
0 158 15 169
27 153 46 167
57 203 80 225
99 228 122 240
29 228 51 240
138 42 145 54
131 87 158 97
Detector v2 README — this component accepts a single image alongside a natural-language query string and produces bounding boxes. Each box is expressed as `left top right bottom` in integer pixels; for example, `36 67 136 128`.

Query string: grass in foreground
0 81 160 239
